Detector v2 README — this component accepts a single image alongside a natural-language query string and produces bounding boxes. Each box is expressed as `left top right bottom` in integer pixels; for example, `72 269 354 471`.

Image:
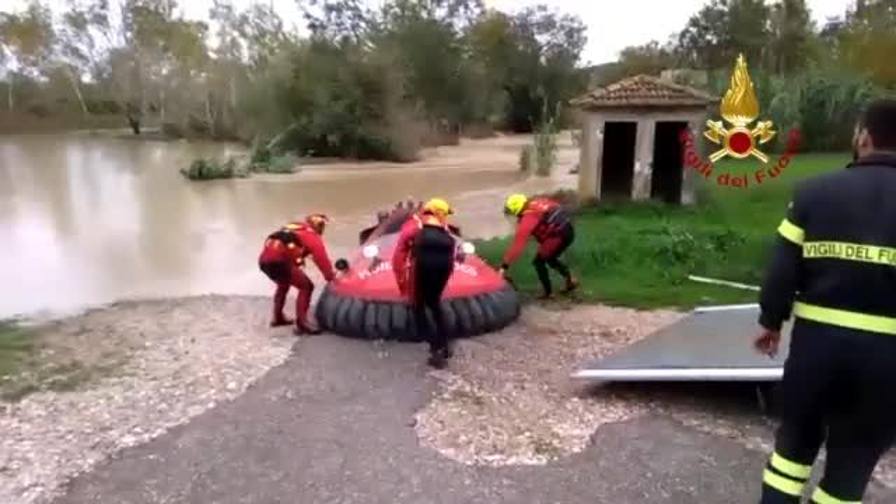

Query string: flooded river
0 133 576 318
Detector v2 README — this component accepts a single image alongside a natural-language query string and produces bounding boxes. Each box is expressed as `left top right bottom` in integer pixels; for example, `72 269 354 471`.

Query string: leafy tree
0 2 55 110
839 0 896 87
767 0 816 74
616 40 679 77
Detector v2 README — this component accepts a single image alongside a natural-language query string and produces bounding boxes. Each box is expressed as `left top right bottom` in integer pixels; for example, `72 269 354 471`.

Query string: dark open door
651 122 687 204
600 122 637 200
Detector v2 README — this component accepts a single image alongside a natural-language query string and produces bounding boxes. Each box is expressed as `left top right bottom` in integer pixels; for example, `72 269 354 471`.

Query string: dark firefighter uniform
758 153 896 504
258 214 335 334
393 198 456 368
500 194 578 298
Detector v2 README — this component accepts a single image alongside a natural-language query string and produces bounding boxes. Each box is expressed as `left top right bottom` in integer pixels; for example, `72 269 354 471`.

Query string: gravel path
5 297 896 503
0 296 294 504
416 303 896 491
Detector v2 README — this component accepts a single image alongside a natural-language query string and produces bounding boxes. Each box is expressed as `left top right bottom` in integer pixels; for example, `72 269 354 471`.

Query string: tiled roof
571 74 716 109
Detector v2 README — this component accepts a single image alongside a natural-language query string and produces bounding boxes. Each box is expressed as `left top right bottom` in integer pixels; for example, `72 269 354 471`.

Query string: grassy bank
0 320 125 402
477 152 850 309
0 321 37 400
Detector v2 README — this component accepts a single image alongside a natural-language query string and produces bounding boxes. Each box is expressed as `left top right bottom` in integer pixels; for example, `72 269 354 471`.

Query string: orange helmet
306 213 329 234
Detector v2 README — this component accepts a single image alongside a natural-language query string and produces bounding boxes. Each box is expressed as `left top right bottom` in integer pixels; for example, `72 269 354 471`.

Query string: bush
180 157 247 180
253 153 298 174
161 122 185 139
240 40 421 163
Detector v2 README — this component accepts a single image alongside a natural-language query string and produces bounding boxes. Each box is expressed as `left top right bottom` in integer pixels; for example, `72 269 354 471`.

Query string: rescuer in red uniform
393 198 457 369
258 214 336 335
499 194 578 299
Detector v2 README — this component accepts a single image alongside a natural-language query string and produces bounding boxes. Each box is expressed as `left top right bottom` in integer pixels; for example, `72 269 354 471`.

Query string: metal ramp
572 305 792 382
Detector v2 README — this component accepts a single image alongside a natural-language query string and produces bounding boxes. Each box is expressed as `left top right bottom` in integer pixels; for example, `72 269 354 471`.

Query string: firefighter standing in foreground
258 214 336 335
756 99 896 504
392 198 456 369
500 194 578 299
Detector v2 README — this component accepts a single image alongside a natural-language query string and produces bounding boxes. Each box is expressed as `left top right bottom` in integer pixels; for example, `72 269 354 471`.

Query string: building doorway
600 122 637 200
651 121 687 204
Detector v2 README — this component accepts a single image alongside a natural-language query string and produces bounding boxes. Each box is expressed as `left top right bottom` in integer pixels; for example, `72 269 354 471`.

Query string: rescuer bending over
392 198 457 369
499 193 578 299
258 214 336 335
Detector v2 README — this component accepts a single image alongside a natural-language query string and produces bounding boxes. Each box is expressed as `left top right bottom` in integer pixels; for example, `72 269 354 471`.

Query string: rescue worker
755 99 896 504
392 198 457 369
258 213 336 335
499 193 578 299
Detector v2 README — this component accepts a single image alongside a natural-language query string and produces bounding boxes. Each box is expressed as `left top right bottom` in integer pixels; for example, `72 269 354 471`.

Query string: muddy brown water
0 133 576 318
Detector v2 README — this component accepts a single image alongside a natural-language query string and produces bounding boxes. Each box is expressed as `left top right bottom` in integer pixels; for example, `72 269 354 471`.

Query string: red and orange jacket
502 198 570 266
392 212 452 297
259 223 336 281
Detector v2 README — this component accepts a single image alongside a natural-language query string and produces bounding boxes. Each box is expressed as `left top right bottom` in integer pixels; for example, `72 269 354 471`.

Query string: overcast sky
4 0 853 64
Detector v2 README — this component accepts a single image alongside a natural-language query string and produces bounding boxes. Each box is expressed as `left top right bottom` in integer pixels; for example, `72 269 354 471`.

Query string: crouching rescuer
755 99 896 504
392 198 457 369
500 193 578 299
258 214 336 335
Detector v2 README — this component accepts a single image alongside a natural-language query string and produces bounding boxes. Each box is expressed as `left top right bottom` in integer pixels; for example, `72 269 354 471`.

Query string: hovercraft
315 201 520 341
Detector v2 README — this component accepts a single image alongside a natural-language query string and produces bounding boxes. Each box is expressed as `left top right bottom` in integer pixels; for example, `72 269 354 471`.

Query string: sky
4 0 853 65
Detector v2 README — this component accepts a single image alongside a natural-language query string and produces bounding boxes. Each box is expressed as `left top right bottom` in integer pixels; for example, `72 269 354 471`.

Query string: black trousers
533 224 575 295
413 227 455 354
760 319 896 503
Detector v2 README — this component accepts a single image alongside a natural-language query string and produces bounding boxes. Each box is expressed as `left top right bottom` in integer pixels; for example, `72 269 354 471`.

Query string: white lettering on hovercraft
455 263 478 277
358 261 392 280
355 261 479 279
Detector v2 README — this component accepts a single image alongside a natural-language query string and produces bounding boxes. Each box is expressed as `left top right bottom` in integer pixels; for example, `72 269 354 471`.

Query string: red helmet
306 213 329 234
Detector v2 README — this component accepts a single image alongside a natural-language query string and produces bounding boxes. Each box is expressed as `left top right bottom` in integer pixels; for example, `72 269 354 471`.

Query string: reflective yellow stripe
770 452 812 479
794 302 896 335
763 469 804 497
778 219 805 245
804 241 896 267
812 486 861 504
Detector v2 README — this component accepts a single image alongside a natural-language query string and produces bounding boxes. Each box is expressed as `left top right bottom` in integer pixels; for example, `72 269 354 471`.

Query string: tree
617 40 679 77
55 0 113 115
467 5 586 132
727 0 770 65
373 0 483 125
0 2 55 111
238 2 292 70
767 0 816 74
839 0 896 87
677 0 769 71
678 0 730 70
299 0 375 44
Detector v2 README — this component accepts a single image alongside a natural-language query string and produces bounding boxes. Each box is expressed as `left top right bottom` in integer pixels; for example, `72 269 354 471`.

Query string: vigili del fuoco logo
680 53 802 189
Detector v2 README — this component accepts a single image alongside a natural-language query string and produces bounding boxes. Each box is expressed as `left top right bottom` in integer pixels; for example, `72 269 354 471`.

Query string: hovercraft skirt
315 285 520 341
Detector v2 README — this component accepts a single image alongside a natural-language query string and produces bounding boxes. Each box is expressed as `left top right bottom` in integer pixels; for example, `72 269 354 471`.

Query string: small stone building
571 75 717 205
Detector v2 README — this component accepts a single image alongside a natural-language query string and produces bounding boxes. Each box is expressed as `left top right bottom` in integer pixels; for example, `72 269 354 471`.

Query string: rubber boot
562 276 580 294
270 317 294 328
271 283 292 327
428 350 448 369
294 322 322 336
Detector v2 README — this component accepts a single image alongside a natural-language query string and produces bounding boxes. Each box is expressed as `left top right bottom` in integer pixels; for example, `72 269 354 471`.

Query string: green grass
1 320 125 401
477 152 850 309
0 321 34 379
